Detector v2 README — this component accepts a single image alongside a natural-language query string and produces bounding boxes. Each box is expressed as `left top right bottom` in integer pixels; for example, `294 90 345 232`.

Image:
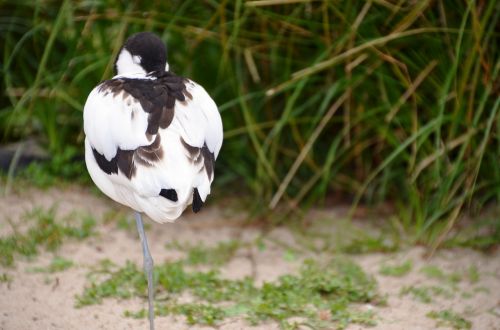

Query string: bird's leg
134 211 155 330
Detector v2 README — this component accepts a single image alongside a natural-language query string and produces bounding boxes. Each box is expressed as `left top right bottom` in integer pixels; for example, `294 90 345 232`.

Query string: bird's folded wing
83 75 187 160
172 80 223 158
83 76 222 201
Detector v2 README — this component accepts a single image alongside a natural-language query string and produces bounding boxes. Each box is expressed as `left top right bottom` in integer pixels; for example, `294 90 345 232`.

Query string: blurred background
1 0 499 246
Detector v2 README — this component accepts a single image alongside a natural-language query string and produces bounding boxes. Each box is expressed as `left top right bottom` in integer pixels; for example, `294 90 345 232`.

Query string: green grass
0 207 96 266
379 260 412 277
400 284 454 303
420 265 462 284
126 303 226 326
466 265 480 283
76 257 383 328
166 239 241 266
442 216 500 251
426 309 472 330
340 235 399 254
0 273 12 283
1 1 499 247
419 264 481 285
15 147 90 188
28 256 74 273
161 303 226 326
283 216 401 255
401 263 486 304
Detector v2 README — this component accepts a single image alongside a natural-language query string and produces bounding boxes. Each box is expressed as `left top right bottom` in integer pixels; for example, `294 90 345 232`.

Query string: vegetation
0 207 96 266
0 206 492 328
442 216 500 251
400 284 454 303
28 256 74 273
166 239 241 266
399 263 486 304
1 1 499 246
0 273 12 283
75 236 385 328
76 257 382 328
379 260 412 277
426 309 472 330
420 264 461 283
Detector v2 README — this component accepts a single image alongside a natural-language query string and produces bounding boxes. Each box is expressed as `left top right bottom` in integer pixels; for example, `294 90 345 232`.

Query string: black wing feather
192 188 203 213
97 72 191 136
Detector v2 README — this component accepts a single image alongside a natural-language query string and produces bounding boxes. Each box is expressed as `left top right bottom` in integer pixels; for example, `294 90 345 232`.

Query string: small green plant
77 257 382 328
467 265 480 283
427 309 472 330
379 260 412 277
126 302 226 326
100 209 138 232
115 215 133 231
442 216 500 251
0 207 96 266
75 260 147 306
400 285 432 303
20 149 90 187
420 265 461 284
166 240 241 266
187 240 240 266
400 285 454 303
172 303 226 326
282 249 297 262
331 308 378 329
28 256 74 273
340 235 399 254
0 273 12 283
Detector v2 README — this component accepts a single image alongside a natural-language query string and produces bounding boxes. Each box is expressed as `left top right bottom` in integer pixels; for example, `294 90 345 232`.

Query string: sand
0 186 499 330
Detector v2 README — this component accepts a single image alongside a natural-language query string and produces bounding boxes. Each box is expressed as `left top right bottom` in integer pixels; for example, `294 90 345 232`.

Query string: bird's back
84 72 223 223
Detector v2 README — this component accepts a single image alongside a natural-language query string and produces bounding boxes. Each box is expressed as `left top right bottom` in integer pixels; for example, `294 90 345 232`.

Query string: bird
83 32 223 330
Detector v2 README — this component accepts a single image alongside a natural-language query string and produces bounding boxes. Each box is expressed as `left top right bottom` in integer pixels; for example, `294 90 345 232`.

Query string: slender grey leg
134 211 155 330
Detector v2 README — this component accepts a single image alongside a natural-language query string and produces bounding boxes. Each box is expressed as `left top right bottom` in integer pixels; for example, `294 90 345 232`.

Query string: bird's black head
114 32 168 76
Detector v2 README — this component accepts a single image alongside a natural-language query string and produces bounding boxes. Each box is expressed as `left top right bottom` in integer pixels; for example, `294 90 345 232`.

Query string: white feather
84 76 223 224
83 87 151 160
115 49 146 75
177 81 223 157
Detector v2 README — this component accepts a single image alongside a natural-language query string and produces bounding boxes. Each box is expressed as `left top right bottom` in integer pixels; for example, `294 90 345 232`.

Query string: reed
1 0 498 245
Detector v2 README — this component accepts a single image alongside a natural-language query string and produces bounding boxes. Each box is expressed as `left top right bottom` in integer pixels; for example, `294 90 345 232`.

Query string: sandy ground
0 186 499 330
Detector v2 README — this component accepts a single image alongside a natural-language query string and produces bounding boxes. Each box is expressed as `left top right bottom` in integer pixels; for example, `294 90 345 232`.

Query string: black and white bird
83 32 223 329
